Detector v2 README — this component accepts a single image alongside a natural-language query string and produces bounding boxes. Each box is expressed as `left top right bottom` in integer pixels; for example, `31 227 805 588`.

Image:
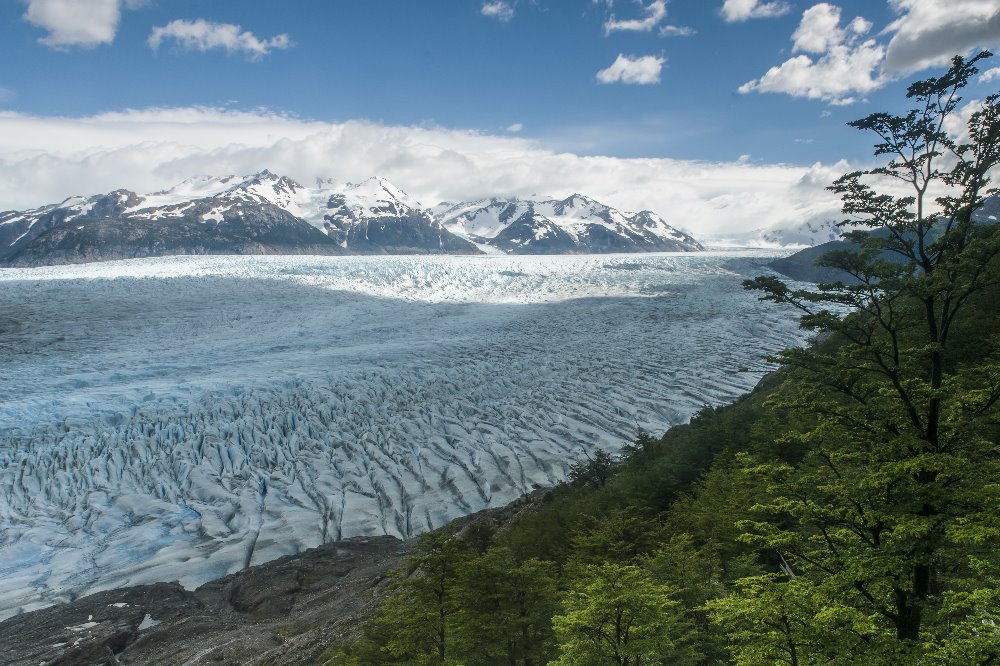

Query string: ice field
0 252 807 618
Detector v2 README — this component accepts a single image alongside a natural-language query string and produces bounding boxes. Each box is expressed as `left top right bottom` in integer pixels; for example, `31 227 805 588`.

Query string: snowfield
0 251 804 619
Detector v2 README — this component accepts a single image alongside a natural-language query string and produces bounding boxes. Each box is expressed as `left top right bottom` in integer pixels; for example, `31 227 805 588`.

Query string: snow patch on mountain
437 193 703 253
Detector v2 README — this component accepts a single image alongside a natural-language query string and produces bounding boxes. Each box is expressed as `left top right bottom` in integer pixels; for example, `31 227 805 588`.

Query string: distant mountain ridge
769 197 1000 283
434 194 703 254
0 171 703 267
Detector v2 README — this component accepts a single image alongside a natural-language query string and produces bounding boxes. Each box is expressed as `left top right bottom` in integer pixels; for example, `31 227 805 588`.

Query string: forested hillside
328 54 1000 666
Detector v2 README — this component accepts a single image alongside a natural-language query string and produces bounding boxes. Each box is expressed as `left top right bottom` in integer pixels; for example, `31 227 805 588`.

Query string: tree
335 529 473 665
706 574 831 666
569 507 665 565
452 547 560 665
551 562 689 666
568 448 618 488
736 52 1000 661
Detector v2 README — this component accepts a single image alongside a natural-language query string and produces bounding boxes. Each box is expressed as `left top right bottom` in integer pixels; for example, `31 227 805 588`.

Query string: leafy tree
333 529 473 664
569 507 665 565
619 430 657 461
706 573 859 666
452 547 559 665
738 52 1000 660
551 562 690 666
568 447 618 488
645 534 729 663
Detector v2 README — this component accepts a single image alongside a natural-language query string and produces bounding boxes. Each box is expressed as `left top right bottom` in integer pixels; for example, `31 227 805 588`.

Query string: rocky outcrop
0 536 405 666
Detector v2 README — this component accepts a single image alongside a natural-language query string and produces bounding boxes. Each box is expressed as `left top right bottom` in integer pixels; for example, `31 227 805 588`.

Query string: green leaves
734 50 1000 663
551 563 686 666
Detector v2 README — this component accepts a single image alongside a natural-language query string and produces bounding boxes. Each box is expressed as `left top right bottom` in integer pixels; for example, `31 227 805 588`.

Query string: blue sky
2 0 1000 235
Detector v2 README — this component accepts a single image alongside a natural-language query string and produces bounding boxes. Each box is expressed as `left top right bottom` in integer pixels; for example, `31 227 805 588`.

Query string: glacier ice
0 251 805 619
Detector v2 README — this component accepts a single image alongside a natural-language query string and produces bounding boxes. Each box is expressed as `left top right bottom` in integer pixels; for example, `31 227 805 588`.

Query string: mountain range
0 171 703 266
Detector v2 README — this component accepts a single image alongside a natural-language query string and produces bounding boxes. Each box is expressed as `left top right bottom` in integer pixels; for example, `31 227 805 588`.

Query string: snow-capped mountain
434 194 703 254
0 173 703 266
317 176 476 254
0 172 479 266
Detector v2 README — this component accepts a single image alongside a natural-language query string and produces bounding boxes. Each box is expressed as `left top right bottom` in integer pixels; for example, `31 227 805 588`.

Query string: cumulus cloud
0 106 847 238
22 0 144 49
792 4 872 54
596 54 665 85
740 4 885 104
506 123 524 132
883 0 1000 74
481 1 514 22
720 0 791 23
742 0 1000 104
980 66 1000 82
148 19 291 60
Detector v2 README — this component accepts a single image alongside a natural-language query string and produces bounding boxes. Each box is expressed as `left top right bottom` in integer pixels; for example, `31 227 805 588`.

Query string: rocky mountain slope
0 174 703 266
0 172 479 266
434 194 703 254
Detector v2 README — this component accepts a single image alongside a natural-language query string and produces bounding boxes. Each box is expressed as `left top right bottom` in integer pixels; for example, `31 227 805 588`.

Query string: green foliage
328 529 474 665
551 563 690 666
736 51 1000 662
568 447 619 489
452 548 559 665
569 508 665 565
707 574 858 666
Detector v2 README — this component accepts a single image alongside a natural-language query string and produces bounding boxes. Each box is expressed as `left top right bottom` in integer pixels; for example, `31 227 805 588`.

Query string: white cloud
22 0 143 49
720 0 791 23
481 1 514 22
792 4 871 54
740 5 885 104
603 1 693 37
148 19 291 60
0 106 846 237
883 0 1000 74
604 0 667 33
741 0 1000 103
507 123 524 132
660 25 696 37
980 66 1000 82
739 45 885 105
596 54 665 85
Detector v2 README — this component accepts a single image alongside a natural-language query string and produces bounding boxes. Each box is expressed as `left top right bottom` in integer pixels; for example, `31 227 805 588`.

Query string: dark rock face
0 492 546 665
491 212 578 254
1 205 346 267
0 172 482 267
0 536 405 666
329 211 480 255
0 207 80 259
629 211 705 251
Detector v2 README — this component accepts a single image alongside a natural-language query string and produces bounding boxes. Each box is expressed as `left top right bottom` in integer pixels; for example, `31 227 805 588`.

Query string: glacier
0 251 805 619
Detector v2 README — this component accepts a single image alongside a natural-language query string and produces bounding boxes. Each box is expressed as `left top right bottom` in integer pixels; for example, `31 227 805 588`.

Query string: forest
327 53 1000 666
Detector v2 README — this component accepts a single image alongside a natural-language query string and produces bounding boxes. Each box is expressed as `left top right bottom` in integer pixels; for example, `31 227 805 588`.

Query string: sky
2 0 1000 237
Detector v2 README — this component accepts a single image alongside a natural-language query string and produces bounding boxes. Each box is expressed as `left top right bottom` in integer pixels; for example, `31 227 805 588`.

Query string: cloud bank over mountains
0 107 844 238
